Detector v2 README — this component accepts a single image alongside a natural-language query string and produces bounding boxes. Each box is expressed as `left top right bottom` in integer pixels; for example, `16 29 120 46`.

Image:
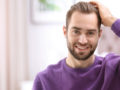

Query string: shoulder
36 58 65 79
104 53 120 62
103 53 120 70
95 53 120 73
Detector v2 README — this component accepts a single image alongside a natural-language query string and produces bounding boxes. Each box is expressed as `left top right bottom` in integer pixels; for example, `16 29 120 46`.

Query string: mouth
75 45 89 51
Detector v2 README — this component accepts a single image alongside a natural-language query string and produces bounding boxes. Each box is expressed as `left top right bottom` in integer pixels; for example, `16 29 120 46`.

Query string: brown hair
66 1 101 30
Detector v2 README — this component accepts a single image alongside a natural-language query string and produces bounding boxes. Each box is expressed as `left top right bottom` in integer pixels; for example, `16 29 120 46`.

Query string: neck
66 53 95 68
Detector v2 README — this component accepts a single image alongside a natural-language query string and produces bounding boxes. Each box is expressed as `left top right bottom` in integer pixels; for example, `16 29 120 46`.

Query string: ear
99 29 102 38
63 26 67 37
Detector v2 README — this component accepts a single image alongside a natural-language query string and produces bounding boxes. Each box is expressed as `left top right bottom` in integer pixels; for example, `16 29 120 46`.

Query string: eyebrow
71 27 82 30
71 26 97 32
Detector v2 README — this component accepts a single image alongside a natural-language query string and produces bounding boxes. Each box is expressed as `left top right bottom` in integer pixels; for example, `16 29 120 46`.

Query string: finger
89 1 98 9
89 1 102 8
89 0 99 5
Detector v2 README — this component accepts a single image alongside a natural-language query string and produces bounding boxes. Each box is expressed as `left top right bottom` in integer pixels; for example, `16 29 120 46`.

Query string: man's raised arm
90 1 120 37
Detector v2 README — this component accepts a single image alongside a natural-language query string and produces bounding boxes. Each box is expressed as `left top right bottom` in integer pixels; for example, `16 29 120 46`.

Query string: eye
73 30 80 34
87 31 95 36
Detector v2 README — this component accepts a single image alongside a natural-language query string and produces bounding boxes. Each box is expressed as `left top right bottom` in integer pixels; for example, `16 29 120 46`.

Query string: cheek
67 34 76 43
89 36 99 45
67 37 77 48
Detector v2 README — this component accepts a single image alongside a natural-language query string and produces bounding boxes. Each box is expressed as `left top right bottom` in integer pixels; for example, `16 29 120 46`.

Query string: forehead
68 11 98 31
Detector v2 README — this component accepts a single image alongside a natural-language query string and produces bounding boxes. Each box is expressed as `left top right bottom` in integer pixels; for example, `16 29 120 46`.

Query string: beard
67 41 97 61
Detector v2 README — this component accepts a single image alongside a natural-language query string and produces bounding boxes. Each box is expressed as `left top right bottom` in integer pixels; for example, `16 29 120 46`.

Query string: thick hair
66 2 101 30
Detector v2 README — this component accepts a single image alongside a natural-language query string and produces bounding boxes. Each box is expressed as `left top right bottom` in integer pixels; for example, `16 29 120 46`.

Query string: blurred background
0 0 120 90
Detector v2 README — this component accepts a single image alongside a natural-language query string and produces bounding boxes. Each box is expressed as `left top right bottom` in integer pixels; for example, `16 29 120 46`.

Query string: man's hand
90 1 117 27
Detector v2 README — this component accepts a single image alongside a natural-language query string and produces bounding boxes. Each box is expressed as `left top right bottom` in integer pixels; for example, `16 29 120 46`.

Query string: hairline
66 10 101 32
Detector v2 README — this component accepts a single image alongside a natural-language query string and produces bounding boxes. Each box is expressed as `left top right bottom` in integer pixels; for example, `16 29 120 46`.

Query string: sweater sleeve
111 19 120 37
111 19 120 76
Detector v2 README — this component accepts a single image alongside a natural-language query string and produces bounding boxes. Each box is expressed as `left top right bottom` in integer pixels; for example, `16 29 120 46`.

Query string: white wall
27 0 70 80
28 23 68 79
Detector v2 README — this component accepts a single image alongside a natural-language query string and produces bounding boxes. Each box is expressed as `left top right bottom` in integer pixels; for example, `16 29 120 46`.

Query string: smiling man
64 9 102 69
33 1 120 90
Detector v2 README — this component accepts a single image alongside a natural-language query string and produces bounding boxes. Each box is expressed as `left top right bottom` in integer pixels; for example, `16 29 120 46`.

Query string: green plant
38 0 60 10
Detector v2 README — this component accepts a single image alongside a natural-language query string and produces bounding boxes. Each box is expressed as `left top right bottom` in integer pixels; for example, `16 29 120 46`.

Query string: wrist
109 17 117 27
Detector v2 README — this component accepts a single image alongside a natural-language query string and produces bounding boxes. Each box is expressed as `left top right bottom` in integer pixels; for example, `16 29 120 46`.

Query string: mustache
74 43 91 48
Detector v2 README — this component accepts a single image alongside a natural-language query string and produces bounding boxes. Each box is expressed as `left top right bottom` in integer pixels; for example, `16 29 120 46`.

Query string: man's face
63 11 102 61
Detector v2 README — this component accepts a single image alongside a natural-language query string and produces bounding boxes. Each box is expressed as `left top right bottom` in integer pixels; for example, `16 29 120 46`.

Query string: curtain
0 0 29 90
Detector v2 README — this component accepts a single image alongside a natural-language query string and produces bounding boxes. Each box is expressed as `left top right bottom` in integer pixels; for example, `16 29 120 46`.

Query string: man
33 1 120 90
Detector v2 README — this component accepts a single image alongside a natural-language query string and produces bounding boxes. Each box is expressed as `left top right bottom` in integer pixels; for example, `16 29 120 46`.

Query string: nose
78 34 88 45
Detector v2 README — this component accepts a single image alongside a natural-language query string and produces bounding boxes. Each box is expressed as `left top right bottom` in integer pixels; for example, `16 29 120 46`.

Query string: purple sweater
33 19 120 90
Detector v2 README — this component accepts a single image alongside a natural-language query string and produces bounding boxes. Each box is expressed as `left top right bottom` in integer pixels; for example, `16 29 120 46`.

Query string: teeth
76 46 87 49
